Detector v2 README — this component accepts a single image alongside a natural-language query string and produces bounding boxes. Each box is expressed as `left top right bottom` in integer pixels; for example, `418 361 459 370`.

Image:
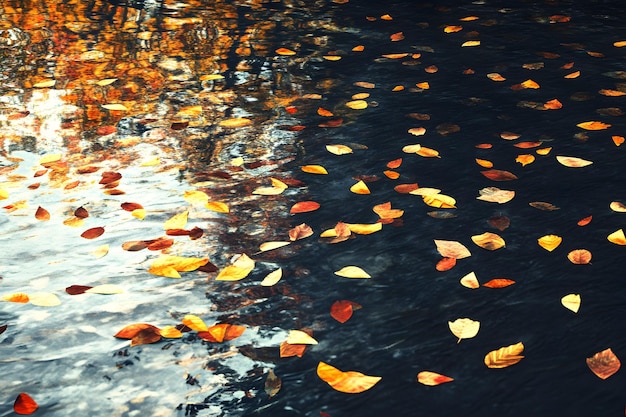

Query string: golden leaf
416 147 440 158
475 158 493 168
576 121 611 130
159 326 183 338
408 127 426 136
609 201 626 212
164 210 188 230
434 240 472 259
33 79 56 88
182 314 208 331
556 155 593 167
346 223 383 235
444 25 463 33
301 165 328 174
461 40 480 47
537 234 562 251
326 144 353 155
417 371 454 386
484 342 525 368
536 147 552 155
184 190 209 204
102 103 129 111
561 294 581 313
521 79 540 89
346 100 368 110
218 118 253 128
515 154 535 166
471 232 505 250
215 254 255 281
317 362 381 393
460 272 480 289
148 255 209 278
448 318 480 343
276 47 296 56
350 180 370 195
607 229 626 245
334 266 371 279
287 330 318 345
132 209 146 219
422 194 457 209
206 201 229 213
260 268 283 286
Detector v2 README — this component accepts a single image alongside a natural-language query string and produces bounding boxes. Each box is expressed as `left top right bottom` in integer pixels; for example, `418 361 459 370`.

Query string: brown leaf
481 169 518 181
529 201 560 211
586 348 621 379
99 171 122 185
265 369 282 398
74 206 89 218
280 341 308 358
394 183 419 194
567 249 592 264
65 285 93 295
289 223 314 241
35 206 50 221
121 202 143 211
115 323 160 339
131 327 162 347
80 226 105 239
488 215 510 231
122 240 148 251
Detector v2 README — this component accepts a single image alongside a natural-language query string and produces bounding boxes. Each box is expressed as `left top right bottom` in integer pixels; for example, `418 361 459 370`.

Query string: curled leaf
537 234 562 251
448 318 480 343
586 348 621 379
417 371 454 386
317 361 381 393
484 342 525 368
567 249 592 264
471 232 506 250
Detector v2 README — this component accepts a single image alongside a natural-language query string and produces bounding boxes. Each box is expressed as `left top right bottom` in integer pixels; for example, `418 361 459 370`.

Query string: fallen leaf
164 210 188 230
484 342 525 368
326 144 353 155
536 147 552 155
529 201 559 211
330 300 362 323
182 314 208 332
13 393 38 415
475 158 493 168
481 169 518 181
543 99 563 109
206 201 229 213
607 229 626 245
390 31 405 41
198 323 245 342
612 135 625 146
290 201 320 214
408 127 426 136
394 183 419 193
460 272 480 289
346 100 368 110
115 323 160 339
373 201 404 219
577 215 593 226
301 165 328 174
279 341 308 358
556 155 593 168
461 40 480 47
102 103 128 111
350 180 370 194
434 240 471 259
265 369 282 398
260 268 283 286
448 318 480 343
417 371 454 386
561 294 581 313
537 234 562 251
487 73 506 81
160 326 183 338
471 232 506 250
567 249 592 264
586 348 621 379
131 327 162 346
289 223 314 241
65 285 92 295
81 227 105 239
609 201 626 212
576 121 611 130
482 278 516 288
346 223 383 234
276 47 296 55
149 255 209 278
488 215 510 231
35 206 50 221
516 154 535 166
219 118 253 128
599 89 626 97
436 257 457 271
416 147 440 158
317 361 381 393
476 187 515 204
334 266 371 279
422 194 457 209
287 329 318 345
259 241 290 253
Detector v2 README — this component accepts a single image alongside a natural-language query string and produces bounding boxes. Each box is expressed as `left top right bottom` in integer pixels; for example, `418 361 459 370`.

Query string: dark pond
0 1 625 416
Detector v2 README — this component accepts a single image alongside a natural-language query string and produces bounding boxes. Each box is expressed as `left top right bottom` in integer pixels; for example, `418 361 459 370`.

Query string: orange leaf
408 127 426 136
280 341 308 358
415 82 430 89
586 348 621 379
289 223 314 241
115 323 160 339
35 206 50 221
513 141 542 149
576 121 611 130
390 31 404 41
577 215 592 226
317 362 381 393
521 79 540 89
383 170 400 179
14 393 38 415
3 292 29 303
599 89 626 97
543 98 563 109
301 165 328 174
394 183 419 193
373 201 404 219
436 257 457 271
290 201 320 214
386 158 403 169
487 73 506 82
276 47 296 56
80 226 105 239
515 154 535 166
131 327 162 347
612 135 625 146
482 278 515 288
198 324 245 342
417 371 454 386
317 107 334 117
330 300 362 323
444 25 463 33
567 249 592 264
481 169 518 181
564 70 580 79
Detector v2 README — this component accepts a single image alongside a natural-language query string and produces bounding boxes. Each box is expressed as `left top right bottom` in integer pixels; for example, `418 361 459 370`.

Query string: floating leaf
460 272 480 289
350 180 370 194
35 206 50 221
219 118 253 128
609 201 626 212
346 223 383 235
483 278 516 288
417 147 440 158
529 201 559 211
346 100 368 110
280 341 308 358
567 249 592 264
28 292 60 307
287 329 318 345
184 190 209 204
131 327 162 347
612 135 625 146
260 268 283 286
317 107 334 117
276 47 296 55
487 73 506 81
102 103 129 111
85 284 123 294
160 326 183 338
561 294 581 313
198 323 245 342
149 255 209 278
422 194 457 209
402 143 422 153
448 318 480 343
290 201 320 214
330 300 362 323
14 393 38 415
417 371 454 386
484 342 525 368
577 215 593 226
434 240 472 259
259 241 290 253
115 323 160 339
216 254 255 281
607 229 626 245
516 154 535 166
301 165 328 174
334 266 371 279
206 201 229 213
326 144 353 155
182 314 208 332
586 348 621 379
436 257 457 271
488 215 510 231
481 169 518 181
164 210 188 230
556 155 593 168
476 187 515 204
373 201 404 219
265 369 282 398
538 235 562 251
317 362 381 394
3 292 29 303
576 121 611 130
475 158 493 168
394 183 419 193
536 147 552 155
81 226 105 239
408 127 426 136
461 40 480 47
289 223 314 241
471 232 505 250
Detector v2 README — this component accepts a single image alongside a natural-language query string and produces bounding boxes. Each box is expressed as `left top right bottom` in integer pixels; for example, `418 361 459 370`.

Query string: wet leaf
561 294 581 313
408 127 426 136
475 158 493 168
317 362 381 393
568 249 592 264
544 99 563 109
373 202 404 219
416 147 440 158
81 226 105 239
346 223 382 235
607 229 626 245
402 143 422 153
461 40 480 47
65 285 92 295
516 154 535 166
276 47 296 55
131 327 162 347
556 155 593 168
75 206 89 218
576 121 611 130
216 254 255 281
387 158 403 168
163 210 188 230
265 369 282 398
287 330 318 345
487 73 506 81
85 284 123 294
149 255 210 278
483 278 516 288
289 223 314 241
35 206 50 221
488 215 510 231
346 100 368 110
335 266 371 279
317 107 334 117
484 342 525 368
536 147 552 155
537 234 562 251
219 118 253 128
422 193 457 209
612 135 625 146
159 326 183 338
460 272 480 289
448 318 480 343
301 165 328 174
481 169 518 181
115 323 160 339
182 314 208 332
260 268 283 286
434 240 472 259
436 257 457 271
199 323 246 342
476 187 515 204
350 180 370 194
121 202 143 212
206 201 229 213
417 371 454 386
577 215 593 226
394 183 419 193
586 348 621 379
290 201 320 214
609 201 626 212
529 201 559 211
13 393 38 415
102 103 129 111
330 300 362 323
326 144 353 155
471 232 505 250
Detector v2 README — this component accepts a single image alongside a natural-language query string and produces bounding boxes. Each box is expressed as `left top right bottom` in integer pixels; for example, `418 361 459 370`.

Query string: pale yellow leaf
286 329 318 345
93 244 109 259
561 294 581 313
556 155 593 168
102 103 129 111
97 78 118 86
184 190 209 204
260 268 283 286
326 144 353 155
164 210 188 230
218 118 253 128
484 342 525 368
33 79 56 88
334 266 371 278
182 314 208 331
39 154 62 165
461 40 480 47
29 292 61 307
85 284 124 294
402 144 422 153
345 100 368 110
259 241 291 252
460 272 480 289
448 318 480 343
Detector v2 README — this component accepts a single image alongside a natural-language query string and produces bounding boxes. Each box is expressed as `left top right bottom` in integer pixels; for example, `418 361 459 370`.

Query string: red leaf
74 206 89 218
35 206 50 221
121 202 143 211
99 171 122 184
80 226 105 239
394 183 419 193
481 169 518 181
189 226 204 240
386 158 403 169
290 201 320 214
435 257 457 271
146 238 174 251
577 215 592 226
318 118 343 128
65 285 93 295
14 393 38 415
165 229 191 236
482 278 516 288
330 300 362 323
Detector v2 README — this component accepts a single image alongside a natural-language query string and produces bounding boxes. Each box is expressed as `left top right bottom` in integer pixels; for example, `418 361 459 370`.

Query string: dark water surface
1 1 625 416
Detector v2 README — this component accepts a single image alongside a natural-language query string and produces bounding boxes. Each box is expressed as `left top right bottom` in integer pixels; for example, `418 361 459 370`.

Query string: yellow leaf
352 92 370 99
537 234 562 251
471 232 505 250
460 15 479 21
556 155 593 168
260 268 283 286
334 266 371 278
444 25 463 33
85 284 124 294
206 201 229 213
448 318 480 343
487 73 506 81
610 201 626 212
287 330 318 345
160 326 183 338
415 82 430 89
422 194 457 209
102 103 129 111
326 144 353 155
576 121 611 130
484 342 525 368
200 74 225 81
402 143 422 153
461 40 480 47
93 244 110 259
140 157 160 166
607 229 626 245
317 362 381 393
218 118 253 128
323 55 342 61
0 188 7 200
536 147 552 155
216 254 255 281
176 106 202 117
270 178 288 189
521 79 540 89
231 156 245 166
28 292 61 307
182 314 208 331
416 147 440 158
561 294 581 313
345 100 368 109
614 40 626 47
39 153 62 165
301 165 328 174
33 79 56 88
131 209 146 220
350 180 370 195
164 210 188 230
184 190 209 204
148 255 209 278
410 187 441 196
460 272 480 289
564 70 581 79
475 158 493 168
259 241 291 252
252 186 285 195
515 154 535 166
346 223 383 235
417 371 454 386
96 78 118 86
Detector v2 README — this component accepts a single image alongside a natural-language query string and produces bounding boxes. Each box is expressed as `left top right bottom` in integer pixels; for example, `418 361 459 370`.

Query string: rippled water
1 1 625 416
